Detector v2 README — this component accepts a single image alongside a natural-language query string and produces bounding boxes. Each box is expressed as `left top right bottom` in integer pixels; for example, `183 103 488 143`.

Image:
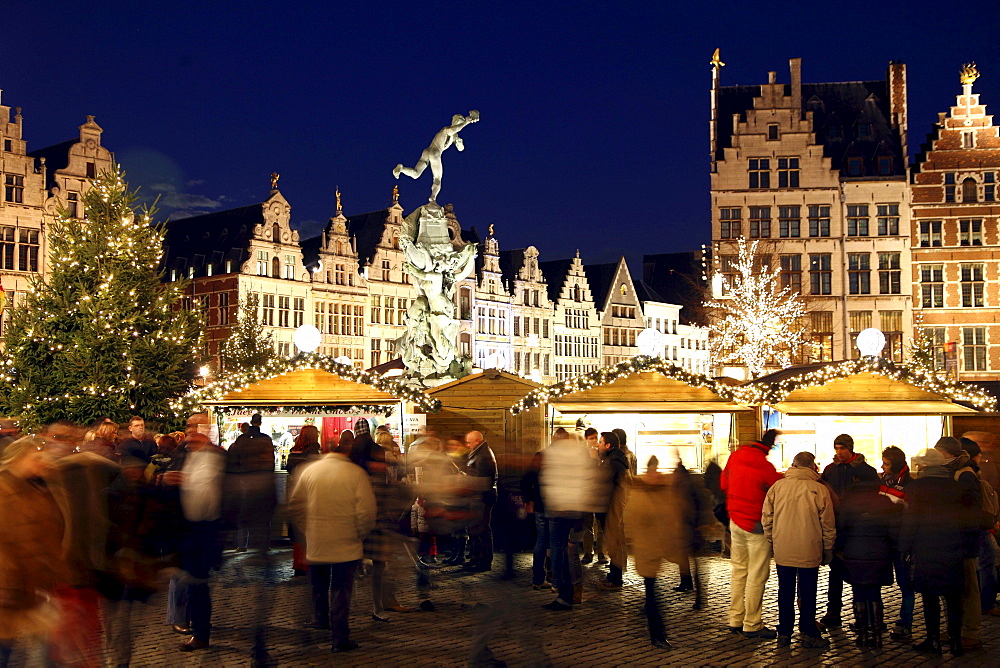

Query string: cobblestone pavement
12 548 1000 666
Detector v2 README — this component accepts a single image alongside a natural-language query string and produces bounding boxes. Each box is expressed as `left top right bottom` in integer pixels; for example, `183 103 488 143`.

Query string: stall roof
511 358 750 414
173 354 440 414
742 359 995 414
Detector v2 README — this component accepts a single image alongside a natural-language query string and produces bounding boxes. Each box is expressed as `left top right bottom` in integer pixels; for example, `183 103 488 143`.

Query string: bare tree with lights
707 238 809 379
220 292 276 373
0 168 203 429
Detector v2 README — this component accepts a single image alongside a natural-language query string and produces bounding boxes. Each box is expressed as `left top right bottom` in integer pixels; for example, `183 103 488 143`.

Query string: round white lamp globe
855 328 886 358
636 328 666 358
293 324 322 353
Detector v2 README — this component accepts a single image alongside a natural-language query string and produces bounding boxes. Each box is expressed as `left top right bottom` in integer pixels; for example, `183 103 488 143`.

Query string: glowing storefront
510 360 754 472
743 360 996 471
174 354 440 467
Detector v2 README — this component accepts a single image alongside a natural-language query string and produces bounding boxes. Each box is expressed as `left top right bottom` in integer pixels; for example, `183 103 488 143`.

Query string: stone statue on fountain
392 111 480 384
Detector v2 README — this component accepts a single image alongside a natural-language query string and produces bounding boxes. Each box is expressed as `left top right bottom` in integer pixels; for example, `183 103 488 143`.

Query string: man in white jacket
762 451 836 649
288 437 376 654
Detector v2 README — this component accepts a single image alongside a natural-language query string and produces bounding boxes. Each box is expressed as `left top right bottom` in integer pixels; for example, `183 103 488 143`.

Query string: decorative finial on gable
960 62 980 86
335 187 342 216
392 184 399 204
270 172 280 190
710 48 725 70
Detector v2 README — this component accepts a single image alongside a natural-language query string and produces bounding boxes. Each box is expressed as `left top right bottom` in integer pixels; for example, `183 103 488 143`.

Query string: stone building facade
0 96 113 332
910 69 1000 380
710 58 912 374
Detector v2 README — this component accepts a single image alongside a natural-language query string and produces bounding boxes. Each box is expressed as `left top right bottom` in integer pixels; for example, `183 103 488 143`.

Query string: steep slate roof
28 139 77 191
538 259 573 304
642 252 708 326
633 279 665 304
582 261 620 312
498 249 526 288
344 209 390 269
716 79 905 176
299 234 322 270
162 203 262 273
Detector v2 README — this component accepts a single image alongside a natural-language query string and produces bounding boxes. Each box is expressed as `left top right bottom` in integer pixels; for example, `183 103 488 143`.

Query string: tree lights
0 168 202 429
707 238 809 379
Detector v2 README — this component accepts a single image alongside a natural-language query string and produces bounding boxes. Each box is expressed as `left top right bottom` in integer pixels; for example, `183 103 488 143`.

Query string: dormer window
877 157 893 175
827 125 840 139
857 123 871 139
847 158 863 177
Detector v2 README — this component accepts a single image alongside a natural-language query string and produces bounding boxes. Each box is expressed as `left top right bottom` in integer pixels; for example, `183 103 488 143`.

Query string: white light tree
707 238 810 379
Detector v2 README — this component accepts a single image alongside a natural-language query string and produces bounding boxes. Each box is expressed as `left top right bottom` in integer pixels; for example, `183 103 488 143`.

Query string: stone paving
11 547 1000 666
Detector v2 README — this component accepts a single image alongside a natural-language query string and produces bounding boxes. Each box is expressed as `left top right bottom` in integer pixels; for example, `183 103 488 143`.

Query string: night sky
7 2 1000 268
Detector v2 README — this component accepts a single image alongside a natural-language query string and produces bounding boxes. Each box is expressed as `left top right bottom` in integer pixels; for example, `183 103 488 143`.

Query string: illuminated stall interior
512 362 753 472
176 355 440 469
744 360 994 471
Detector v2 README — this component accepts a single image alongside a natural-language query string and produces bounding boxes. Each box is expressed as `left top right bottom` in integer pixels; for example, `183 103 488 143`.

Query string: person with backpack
934 437 985 651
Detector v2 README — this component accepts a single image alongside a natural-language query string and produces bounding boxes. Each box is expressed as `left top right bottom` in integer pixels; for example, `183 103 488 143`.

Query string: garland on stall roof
741 356 997 412
171 352 441 416
509 355 997 415
214 404 396 417
510 356 742 415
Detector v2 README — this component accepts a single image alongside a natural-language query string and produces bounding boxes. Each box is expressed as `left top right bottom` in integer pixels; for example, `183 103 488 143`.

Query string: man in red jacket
721 429 784 638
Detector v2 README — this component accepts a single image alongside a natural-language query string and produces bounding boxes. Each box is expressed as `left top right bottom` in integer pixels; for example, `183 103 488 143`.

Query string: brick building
910 65 1000 379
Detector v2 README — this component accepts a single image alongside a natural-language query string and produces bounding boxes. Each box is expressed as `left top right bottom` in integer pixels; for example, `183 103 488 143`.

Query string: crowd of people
2 411 999 664
721 428 999 657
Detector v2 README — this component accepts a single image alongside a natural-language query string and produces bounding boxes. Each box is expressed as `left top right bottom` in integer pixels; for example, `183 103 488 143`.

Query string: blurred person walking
902 447 970 656
597 431 631 590
960 438 1000 619
225 413 276 553
626 455 691 650
286 425 322 576
721 429 783 638
580 427 603 565
165 413 226 653
464 431 498 572
762 451 835 648
288 429 376 654
0 436 70 668
935 436 984 650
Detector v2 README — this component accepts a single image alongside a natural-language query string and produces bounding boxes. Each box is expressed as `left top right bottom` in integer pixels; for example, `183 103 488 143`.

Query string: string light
510 354 996 414
215 404 396 417
173 351 441 415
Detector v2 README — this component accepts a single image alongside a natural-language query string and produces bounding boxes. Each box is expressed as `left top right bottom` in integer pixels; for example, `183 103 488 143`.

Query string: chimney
789 58 802 118
887 60 908 159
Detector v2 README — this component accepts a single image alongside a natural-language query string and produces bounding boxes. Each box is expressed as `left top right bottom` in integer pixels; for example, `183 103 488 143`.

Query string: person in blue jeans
521 446 550 588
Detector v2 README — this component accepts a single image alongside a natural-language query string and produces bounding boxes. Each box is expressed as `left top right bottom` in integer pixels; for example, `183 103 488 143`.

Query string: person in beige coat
625 456 692 651
288 439 376 654
763 451 836 648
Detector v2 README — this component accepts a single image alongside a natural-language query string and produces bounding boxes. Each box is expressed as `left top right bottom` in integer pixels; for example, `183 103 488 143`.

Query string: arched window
574 285 581 302
963 177 978 203
272 256 280 277
272 223 281 241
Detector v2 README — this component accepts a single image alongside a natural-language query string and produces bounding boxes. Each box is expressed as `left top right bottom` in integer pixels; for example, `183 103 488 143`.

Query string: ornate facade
0 97 113 331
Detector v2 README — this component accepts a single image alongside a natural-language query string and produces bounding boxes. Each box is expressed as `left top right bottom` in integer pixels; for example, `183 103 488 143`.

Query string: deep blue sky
7 1 1000 266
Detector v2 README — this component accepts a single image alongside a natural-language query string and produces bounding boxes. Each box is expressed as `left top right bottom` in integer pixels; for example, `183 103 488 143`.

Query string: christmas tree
220 292 276 373
707 238 811 379
0 168 202 429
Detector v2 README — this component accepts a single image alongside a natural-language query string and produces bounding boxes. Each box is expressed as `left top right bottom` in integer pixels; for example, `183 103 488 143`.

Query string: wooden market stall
742 359 996 469
510 359 755 472
176 354 440 458
425 369 544 474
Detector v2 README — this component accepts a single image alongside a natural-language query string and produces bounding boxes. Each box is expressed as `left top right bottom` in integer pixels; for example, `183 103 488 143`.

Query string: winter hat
833 434 855 451
354 417 371 436
912 447 946 469
961 437 981 459
934 436 963 458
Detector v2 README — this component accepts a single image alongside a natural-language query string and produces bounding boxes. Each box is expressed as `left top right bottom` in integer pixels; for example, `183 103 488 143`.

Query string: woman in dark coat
900 448 969 656
837 479 895 647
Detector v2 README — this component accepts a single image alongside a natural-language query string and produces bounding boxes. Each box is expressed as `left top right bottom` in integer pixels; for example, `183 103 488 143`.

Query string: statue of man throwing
393 110 480 204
